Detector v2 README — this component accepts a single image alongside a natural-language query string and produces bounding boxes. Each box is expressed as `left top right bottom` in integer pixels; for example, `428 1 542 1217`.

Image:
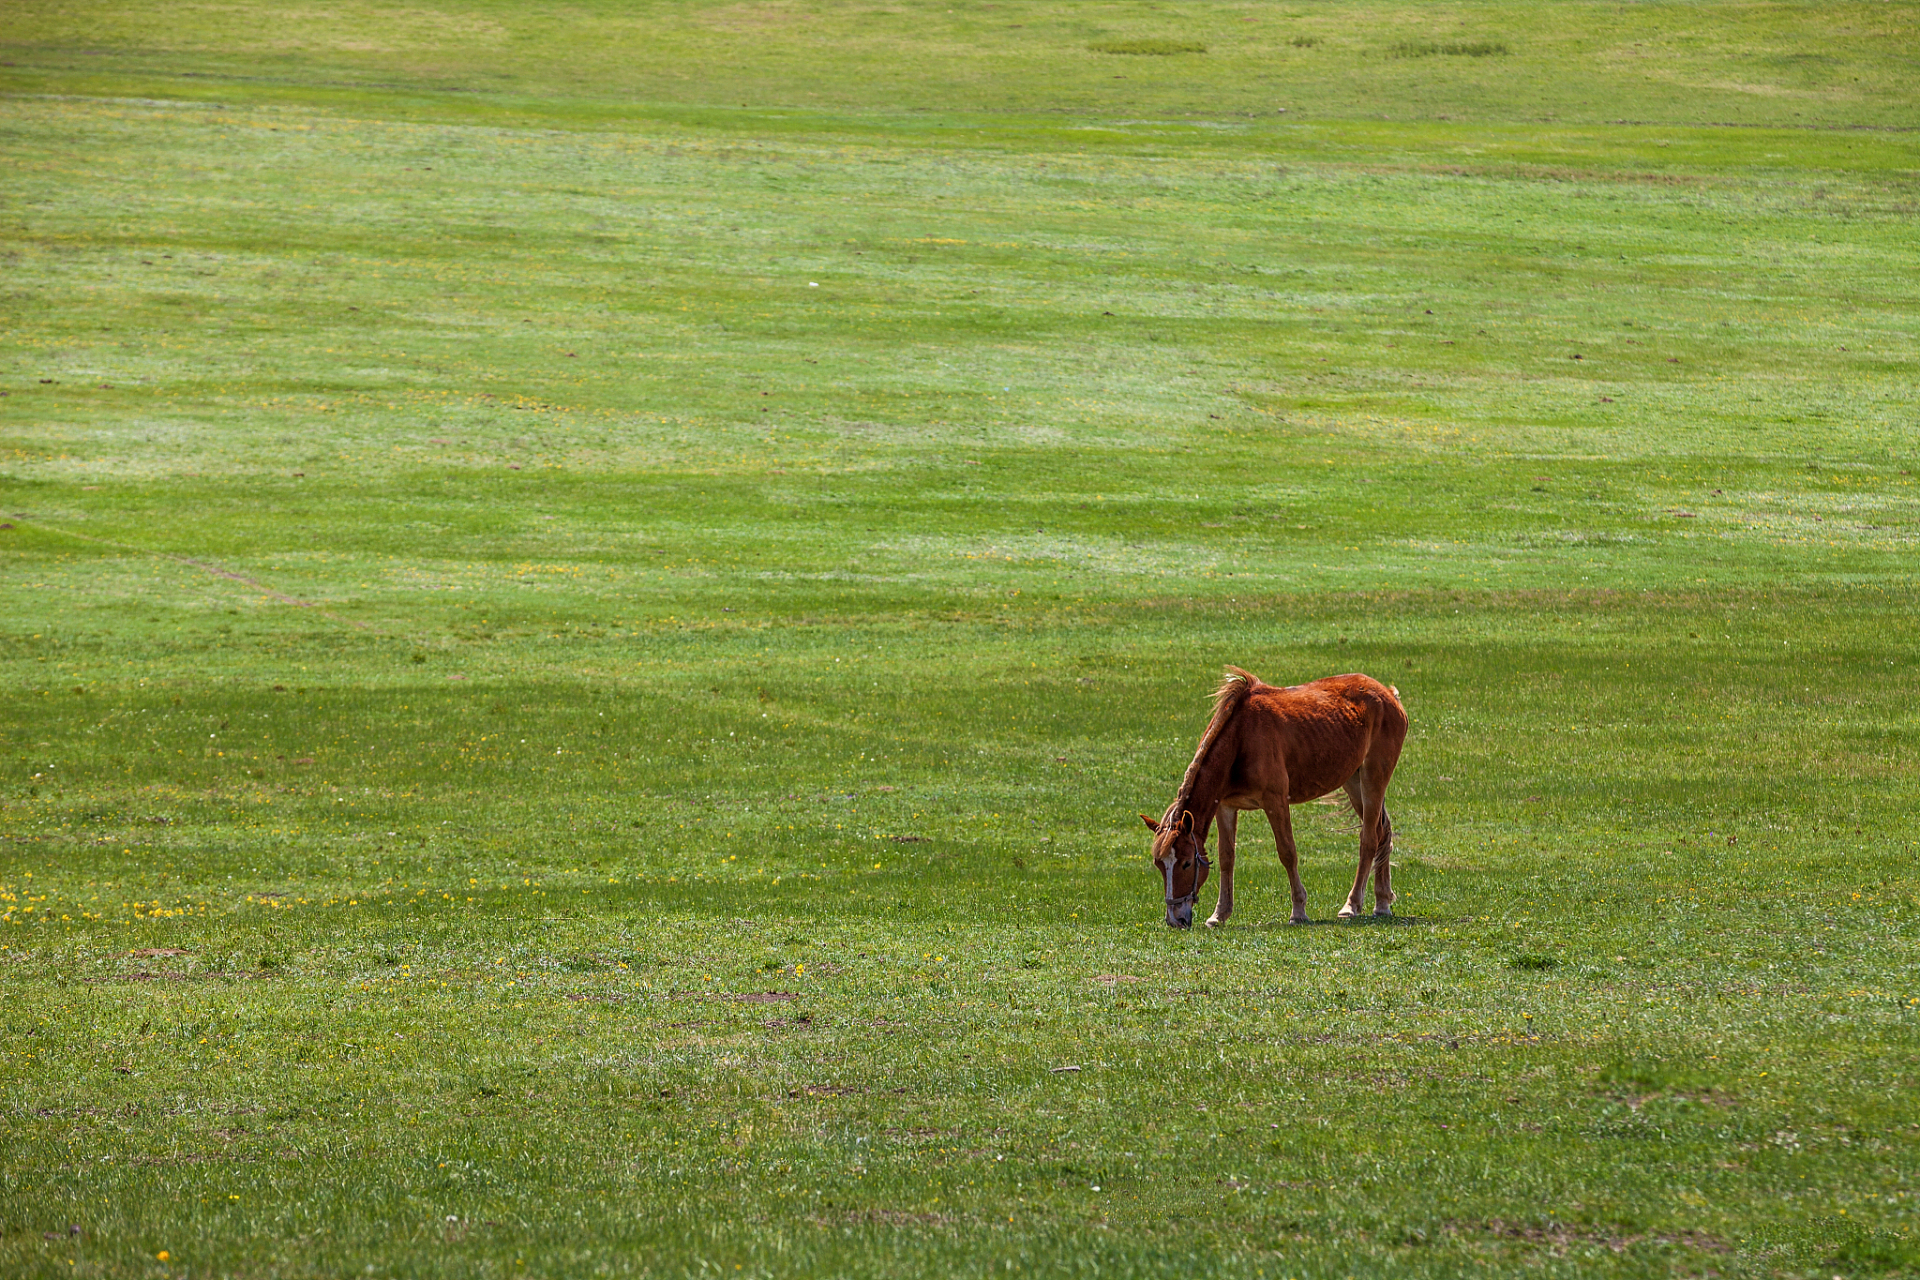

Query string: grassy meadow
3 2 1919 1276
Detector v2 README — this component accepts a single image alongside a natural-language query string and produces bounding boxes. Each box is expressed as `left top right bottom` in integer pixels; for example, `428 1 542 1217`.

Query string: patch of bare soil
89 970 268 984
1606 1088 1738 1110
762 1013 812 1028
1454 1219 1728 1254
704 2 815 31
817 1208 957 1227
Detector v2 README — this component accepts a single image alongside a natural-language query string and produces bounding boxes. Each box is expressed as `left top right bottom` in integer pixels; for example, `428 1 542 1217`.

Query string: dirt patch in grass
820 1208 959 1227
1604 1088 1739 1111
1448 1219 1729 1253
704 3 815 32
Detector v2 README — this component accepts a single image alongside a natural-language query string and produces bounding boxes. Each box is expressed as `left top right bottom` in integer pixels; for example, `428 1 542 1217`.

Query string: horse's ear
1178 809 1195 834
1139 813 1161 832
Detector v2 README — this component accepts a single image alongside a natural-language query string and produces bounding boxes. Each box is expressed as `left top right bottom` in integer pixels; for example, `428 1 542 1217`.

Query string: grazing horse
1141 667 1406 928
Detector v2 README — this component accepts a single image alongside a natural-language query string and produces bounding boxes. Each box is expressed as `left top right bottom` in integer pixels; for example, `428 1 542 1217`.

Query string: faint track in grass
7 516 373 630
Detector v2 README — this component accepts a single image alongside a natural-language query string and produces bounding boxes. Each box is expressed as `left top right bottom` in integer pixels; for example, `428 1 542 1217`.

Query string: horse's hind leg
1205 805 1237 928
1338 773 1389 919
1371 806 1395 916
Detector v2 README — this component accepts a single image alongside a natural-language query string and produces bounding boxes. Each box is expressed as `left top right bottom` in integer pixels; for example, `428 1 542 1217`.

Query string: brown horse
1141 667 1406 928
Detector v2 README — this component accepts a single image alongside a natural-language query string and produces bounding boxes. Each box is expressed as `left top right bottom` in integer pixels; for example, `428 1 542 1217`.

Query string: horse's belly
1285 756 1365 805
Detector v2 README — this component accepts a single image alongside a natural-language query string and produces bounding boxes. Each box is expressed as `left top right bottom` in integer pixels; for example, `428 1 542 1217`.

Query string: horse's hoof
1204 916 1225 929
1289 914 1309 925
1337 905 1359 919
1373 907 1393 919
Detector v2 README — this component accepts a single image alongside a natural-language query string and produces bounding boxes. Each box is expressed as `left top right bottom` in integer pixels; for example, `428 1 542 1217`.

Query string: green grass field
3 3 1918 1276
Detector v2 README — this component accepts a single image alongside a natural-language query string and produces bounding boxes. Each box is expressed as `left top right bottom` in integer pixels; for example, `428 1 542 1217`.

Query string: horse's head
1141 807 1209 929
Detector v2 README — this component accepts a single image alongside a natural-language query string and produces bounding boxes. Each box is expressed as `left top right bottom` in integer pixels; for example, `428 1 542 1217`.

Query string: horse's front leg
1205 806 1237 928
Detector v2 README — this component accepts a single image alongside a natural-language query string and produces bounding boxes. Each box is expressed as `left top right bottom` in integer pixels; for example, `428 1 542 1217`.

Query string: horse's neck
1174 728 1236 832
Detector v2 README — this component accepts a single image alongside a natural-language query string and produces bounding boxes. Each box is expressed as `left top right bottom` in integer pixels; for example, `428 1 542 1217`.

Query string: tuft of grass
1289 34 1322 48
1391 39 1511 57
1825 1220 1920 1272
1088 38 1207 56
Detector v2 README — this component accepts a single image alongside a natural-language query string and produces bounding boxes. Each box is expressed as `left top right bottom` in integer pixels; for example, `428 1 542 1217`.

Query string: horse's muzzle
1161 849 1207 929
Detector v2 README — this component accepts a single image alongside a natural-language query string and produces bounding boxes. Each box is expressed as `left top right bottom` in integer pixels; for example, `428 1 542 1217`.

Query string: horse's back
1264 673 1404 734
1241 673 1406 802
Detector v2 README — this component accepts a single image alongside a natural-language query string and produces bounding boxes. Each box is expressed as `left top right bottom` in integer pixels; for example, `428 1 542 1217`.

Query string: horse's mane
1169 666 1260 817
